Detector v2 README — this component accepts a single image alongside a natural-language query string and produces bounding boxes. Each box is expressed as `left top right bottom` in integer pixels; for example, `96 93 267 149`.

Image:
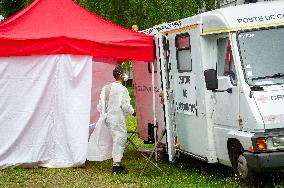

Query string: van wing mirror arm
212 88 232 93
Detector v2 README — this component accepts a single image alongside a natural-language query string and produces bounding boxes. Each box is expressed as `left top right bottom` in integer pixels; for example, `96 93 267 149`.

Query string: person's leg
109 124 127 174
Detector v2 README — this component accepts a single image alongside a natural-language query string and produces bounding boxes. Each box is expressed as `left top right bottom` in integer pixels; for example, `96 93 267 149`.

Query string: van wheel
229 141 254 183
237 154 250 180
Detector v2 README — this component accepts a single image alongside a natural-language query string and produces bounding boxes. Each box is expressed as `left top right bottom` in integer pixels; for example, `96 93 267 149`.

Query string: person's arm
121 87 134 115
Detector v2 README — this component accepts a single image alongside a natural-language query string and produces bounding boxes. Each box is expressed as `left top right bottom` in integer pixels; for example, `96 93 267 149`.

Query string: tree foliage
0 0 33 18
76 0 218 30
1 0 218 30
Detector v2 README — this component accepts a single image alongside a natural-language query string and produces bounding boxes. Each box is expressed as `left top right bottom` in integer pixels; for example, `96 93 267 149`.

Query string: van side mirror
204 69 218 90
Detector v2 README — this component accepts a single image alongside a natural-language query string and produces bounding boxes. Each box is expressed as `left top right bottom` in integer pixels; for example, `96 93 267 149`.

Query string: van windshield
238 27 284 86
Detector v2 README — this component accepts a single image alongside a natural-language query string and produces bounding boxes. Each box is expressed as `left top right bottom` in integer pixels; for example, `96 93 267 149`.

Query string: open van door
161 25 211 161
157 33 176 161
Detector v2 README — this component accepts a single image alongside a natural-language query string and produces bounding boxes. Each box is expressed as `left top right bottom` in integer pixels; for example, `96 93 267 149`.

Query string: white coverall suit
97 82 134 162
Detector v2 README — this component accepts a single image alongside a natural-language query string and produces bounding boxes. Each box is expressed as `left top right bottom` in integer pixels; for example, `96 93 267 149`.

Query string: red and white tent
0 0 153 169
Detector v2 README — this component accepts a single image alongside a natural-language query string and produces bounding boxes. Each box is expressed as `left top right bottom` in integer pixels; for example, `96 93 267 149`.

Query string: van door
171 31 200 156
167 26 209 159
213 35 240 128
158 34 176 161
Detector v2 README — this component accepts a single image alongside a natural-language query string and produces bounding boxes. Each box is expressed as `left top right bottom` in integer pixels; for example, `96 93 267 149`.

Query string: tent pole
151 62 158 161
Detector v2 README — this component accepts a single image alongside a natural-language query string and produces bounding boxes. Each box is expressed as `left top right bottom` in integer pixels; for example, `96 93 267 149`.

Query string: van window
175 33 192 72
217 37 237 85
238 27 284 86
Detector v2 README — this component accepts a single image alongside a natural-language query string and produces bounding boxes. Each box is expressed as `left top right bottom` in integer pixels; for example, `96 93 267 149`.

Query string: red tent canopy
0 0 154 62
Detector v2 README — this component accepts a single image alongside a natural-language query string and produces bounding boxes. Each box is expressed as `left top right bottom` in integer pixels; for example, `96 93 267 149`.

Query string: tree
0 0 33 18
76 0 219 30
1 0 219 29
1 0 22 18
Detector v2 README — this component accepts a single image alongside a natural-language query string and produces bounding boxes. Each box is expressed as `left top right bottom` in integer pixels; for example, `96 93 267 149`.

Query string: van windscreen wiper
252 73 284 81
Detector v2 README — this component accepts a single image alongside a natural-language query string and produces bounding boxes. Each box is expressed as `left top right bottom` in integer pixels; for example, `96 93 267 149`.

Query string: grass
0 88 283 187
128 87 135 109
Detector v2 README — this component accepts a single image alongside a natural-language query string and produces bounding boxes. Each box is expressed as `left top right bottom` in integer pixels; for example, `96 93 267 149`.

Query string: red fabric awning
0 0 154 62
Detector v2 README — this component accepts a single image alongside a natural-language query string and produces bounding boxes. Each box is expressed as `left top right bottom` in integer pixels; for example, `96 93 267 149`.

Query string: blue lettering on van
237 13 284 24
177 102 196 113
178 76 191 84
271 95 284 101
183 89 188 98
155 21 182 32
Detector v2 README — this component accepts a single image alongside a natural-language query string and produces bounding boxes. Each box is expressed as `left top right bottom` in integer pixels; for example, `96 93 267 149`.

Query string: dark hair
113 66 123 80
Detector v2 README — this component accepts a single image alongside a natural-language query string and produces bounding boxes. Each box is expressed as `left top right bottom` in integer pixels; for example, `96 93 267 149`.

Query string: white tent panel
0 55 92 169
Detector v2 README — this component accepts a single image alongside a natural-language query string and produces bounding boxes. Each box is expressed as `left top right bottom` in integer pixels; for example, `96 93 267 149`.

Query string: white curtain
0 55 92 169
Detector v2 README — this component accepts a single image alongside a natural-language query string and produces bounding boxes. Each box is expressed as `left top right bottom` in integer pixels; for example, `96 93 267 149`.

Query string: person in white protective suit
90 66 135 174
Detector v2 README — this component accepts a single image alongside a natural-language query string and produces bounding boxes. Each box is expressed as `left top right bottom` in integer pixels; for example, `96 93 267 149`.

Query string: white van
133 1 284 180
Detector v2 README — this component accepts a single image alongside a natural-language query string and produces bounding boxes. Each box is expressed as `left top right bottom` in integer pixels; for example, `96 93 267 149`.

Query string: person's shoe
112 165 128 175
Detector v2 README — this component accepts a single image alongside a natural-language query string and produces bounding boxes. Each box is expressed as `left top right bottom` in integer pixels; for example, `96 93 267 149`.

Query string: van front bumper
244 151 284 172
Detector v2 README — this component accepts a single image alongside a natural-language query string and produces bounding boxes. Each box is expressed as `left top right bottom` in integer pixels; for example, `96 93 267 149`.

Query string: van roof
142 1 284 35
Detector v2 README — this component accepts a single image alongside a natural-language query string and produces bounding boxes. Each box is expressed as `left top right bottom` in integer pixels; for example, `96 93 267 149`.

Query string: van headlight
267 136 284 150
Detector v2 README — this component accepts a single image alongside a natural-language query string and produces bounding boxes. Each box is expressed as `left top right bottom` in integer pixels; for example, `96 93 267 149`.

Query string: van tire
229 141 255 184
237 154 252 181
